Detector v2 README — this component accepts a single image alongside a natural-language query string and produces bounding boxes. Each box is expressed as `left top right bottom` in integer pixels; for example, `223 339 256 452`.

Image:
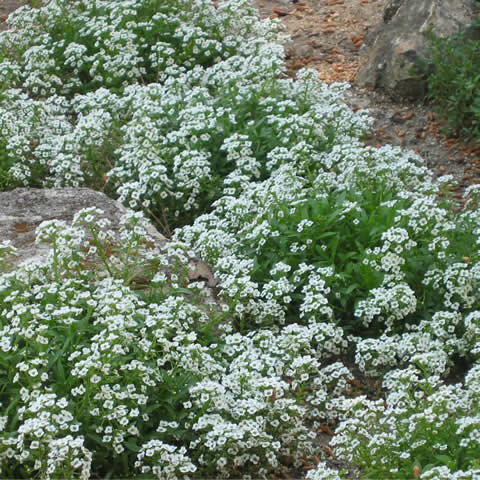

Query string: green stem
89 226 114 277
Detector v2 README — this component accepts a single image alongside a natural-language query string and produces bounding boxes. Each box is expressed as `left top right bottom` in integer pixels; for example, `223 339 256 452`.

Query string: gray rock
0 188 221 307
0 188 167 269
357 0 476 100
295 43 316 58
0 0 25 32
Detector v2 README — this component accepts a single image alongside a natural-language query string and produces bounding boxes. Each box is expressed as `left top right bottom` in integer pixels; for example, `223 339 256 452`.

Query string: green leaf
47 335 72 371
170 287 193 295
339 251 358 264
344 283 360 295
86 432 104 446
328 234 340 262
125 438 140 452
55 359 66 383
435 454 453 465
456 448 467 469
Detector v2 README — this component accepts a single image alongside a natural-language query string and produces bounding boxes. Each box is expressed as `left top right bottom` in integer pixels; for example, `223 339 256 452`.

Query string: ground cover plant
0 210 352 478
0 0 480 478
426 4 480 142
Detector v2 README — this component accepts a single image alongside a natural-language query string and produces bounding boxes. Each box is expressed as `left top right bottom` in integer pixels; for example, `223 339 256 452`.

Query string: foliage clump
426 7 480 142
0 209 351 478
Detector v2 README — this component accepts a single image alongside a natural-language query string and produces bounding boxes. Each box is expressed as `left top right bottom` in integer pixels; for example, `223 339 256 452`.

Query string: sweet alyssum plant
0 0 277 97
331 363 480 479
1 0 480 478
0 208 354 479
0 0 287 196
0 0 370 227
176 145 480 335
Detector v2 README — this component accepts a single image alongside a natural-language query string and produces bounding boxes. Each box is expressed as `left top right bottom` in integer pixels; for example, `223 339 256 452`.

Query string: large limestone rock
0 188 167 268
357 0 478 100
0 187 220 292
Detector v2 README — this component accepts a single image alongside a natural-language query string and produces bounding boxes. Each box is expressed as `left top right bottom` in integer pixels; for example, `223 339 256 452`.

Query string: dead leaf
14 223 31 233
321 445 337 460
347 378 362 388
273 7 290 16
270 389 276 403
319 424 335 436
351 35 363 44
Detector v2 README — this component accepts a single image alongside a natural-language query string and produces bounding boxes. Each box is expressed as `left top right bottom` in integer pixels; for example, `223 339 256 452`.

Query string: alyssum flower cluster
0 209 351 478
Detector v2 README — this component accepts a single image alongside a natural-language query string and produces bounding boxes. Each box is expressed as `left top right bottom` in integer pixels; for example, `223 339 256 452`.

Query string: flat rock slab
0 188 167 268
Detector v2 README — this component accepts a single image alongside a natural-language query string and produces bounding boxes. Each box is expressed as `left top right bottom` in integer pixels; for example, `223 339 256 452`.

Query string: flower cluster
0 0 286 192
187 324 350 477
331 363 480 479
176 147 479 336
1 0 278 97
0 210 350 478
